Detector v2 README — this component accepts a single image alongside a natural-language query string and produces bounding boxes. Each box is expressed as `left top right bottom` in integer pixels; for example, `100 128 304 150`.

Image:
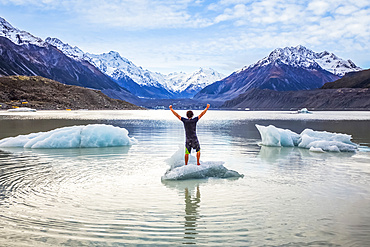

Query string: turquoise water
0 110 370 246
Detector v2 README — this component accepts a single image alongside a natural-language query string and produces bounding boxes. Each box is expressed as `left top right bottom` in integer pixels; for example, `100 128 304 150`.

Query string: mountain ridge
321 69 370 89
0 17 139 104
221 88 370 110
195 45 362 101
45 37 225 98
238 45 361 76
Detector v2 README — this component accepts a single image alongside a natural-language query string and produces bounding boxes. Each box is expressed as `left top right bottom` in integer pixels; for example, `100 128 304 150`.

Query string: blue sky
1 0 369 75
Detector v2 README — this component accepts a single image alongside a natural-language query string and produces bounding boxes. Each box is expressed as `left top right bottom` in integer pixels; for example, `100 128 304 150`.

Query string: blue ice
0 124 137 148
256 124 358 152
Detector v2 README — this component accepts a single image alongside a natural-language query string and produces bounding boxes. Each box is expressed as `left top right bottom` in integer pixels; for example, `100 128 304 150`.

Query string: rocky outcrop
0 76 143 110
321 69 370 89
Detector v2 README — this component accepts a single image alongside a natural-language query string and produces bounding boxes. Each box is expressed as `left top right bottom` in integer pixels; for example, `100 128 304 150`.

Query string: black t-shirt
181 116 199 140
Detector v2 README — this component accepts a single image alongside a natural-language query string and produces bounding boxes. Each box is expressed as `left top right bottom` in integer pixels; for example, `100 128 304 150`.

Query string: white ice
297 108 311 114
162 146 243 180
7 107 37 112
256 124 358 152
0 124 137 148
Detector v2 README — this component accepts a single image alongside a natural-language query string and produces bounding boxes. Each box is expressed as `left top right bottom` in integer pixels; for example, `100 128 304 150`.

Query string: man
169 104 210 166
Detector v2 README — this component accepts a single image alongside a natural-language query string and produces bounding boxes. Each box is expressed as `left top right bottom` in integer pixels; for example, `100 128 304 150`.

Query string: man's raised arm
198 104 210 119
169 105 181 120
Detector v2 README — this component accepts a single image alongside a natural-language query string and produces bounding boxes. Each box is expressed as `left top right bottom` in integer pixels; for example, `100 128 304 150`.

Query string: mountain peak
0 17 14 30
0 17 46 47
240 45 361 76
46 37 85 60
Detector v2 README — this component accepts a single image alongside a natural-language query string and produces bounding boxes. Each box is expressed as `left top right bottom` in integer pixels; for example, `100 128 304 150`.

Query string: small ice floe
0 124 137 148
161 162 243 181
297 108 312 114
256 124 358 152
162 146 243 180
7 107 37 112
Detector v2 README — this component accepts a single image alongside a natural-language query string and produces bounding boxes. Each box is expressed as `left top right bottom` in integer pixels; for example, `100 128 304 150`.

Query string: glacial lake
0 110 370 246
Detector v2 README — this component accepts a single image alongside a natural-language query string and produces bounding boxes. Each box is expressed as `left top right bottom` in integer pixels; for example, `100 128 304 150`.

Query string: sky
0 0 369 75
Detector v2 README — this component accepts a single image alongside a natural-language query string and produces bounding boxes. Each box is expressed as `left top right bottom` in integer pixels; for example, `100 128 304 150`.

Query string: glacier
0 124 137 148
256 124 358 152
162 146 243 180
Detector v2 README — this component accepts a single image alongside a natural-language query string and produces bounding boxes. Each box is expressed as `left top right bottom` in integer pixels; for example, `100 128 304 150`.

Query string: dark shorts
185 139 200 154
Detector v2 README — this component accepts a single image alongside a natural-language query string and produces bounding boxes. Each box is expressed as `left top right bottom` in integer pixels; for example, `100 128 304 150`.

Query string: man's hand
169 105 181 120
199 104 210 119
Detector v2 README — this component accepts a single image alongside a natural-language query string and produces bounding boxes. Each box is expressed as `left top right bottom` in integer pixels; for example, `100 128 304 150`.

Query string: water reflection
184 185 201 245
162 180 205 245
0 146 132 158
258 145 354 163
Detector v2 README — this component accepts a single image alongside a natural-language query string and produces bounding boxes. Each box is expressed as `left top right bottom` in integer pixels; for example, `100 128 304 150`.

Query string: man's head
186 110 194 119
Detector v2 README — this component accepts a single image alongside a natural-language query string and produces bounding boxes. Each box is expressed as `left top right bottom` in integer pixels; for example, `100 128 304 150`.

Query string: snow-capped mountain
45 37 85 60
239 45 361 76
0 17 46 47
167 68 224 92
46 37 225 98
195 45 362 101
0 17 138 104
165 68 225 98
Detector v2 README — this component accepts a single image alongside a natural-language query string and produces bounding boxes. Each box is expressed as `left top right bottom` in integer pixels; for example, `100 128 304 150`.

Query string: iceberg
255 124 300 147
256 124 358 152
0 124 137 148
161 162 243 180
162 146 243 180
297 108 312 114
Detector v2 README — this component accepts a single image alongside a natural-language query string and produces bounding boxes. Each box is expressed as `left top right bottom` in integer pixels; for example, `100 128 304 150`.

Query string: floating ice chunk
256 124 358 152
0 124 137 148
161 162 243 181
297 108 311 114
255 124 300 147
298 129 357 152
163 146 243 180
7 107 36 112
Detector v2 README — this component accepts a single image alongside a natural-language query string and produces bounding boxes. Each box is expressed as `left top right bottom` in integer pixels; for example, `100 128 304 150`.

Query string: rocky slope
0 76 142 110
321 69 370 89
0 17 139 104
221 88 370 110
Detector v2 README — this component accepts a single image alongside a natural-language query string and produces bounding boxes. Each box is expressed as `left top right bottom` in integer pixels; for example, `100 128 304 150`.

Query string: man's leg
196 151 201 166
185 153 189 165
185 146 190 165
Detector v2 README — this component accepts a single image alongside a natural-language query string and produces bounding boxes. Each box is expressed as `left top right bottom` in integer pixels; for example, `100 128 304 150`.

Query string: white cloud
307 0 331 15
1 0 369 73
1 0 213 29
